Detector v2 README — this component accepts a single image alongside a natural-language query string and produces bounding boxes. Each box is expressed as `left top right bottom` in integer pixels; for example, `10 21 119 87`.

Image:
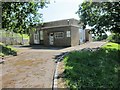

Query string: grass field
63 42 120 89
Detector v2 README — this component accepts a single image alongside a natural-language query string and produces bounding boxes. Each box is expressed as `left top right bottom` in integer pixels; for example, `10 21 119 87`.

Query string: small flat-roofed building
29 18 92 47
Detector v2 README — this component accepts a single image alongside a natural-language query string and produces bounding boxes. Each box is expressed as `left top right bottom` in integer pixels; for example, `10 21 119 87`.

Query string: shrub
93 34 108 41
0 42 17 56
107 33 120 43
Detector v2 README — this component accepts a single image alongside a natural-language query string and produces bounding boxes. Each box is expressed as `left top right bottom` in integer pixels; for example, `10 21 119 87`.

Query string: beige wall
36 18 78 29
30 18 81 47
43 26 71 47
71 26 80 46
85 29 92 42
29 29 34 45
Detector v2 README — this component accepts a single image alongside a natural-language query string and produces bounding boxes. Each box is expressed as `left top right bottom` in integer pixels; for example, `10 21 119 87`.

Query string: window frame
55 32 64 39
66 31 71 37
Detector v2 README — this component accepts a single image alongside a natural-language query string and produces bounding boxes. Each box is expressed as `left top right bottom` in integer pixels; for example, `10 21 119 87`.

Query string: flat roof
42 18 79 24
36 18 80 28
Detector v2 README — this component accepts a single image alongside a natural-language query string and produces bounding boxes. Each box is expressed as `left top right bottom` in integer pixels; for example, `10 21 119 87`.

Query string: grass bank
0 42 17 56
102 42 120 50
63 42 120 89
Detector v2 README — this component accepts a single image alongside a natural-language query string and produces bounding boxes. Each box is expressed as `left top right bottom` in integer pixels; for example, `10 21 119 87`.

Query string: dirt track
0 41 106 88
2 51 58 88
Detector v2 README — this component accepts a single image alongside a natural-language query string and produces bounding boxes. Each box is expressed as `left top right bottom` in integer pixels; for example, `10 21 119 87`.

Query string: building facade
30 18 92 47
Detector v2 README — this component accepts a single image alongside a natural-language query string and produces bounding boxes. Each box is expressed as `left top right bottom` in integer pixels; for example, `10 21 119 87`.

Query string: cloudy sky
39 0 83 22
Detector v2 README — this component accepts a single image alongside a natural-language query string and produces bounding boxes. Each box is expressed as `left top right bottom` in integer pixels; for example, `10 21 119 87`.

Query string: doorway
49 33 54 45
34 30 40 44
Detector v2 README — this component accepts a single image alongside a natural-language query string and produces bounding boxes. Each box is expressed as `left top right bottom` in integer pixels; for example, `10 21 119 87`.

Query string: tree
2 1 49 44
2 1 49 34
77 1 120 36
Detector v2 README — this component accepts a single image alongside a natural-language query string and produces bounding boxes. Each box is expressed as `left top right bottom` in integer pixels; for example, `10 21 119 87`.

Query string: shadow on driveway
13 45 67 50
13 41 106 52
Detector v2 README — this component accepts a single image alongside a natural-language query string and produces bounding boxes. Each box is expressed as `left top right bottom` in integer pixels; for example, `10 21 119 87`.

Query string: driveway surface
0 41 106 88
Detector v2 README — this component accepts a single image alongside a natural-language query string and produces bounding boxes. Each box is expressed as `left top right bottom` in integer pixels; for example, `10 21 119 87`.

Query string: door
49 33 54 45
34 30 40 44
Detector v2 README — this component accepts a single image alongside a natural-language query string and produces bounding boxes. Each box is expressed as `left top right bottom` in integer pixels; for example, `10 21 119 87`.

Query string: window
55 32 64 39
40 30 43 40
66 31 71 37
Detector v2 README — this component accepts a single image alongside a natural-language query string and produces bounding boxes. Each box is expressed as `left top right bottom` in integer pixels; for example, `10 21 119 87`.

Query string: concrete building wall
43 30 49 46
71 19 79 26
29 29 34 45
30 18 92 47
71 26 80 46
36 18 77 28
42 26 71 47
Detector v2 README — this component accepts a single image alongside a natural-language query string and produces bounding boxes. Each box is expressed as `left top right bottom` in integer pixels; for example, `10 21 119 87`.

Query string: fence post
0 1 2 29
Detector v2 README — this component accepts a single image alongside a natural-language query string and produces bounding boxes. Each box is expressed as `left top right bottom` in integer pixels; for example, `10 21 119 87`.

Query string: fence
0 30 29 45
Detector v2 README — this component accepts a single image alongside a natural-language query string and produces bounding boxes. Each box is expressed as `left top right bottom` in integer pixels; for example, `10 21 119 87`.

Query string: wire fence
0 30 29 45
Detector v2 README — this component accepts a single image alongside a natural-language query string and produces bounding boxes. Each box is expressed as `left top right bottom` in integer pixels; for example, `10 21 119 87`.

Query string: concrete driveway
0 41 106 89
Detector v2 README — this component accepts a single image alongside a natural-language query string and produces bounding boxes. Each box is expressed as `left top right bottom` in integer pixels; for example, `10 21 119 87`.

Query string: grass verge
102 42 120 50
63 42 120 89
